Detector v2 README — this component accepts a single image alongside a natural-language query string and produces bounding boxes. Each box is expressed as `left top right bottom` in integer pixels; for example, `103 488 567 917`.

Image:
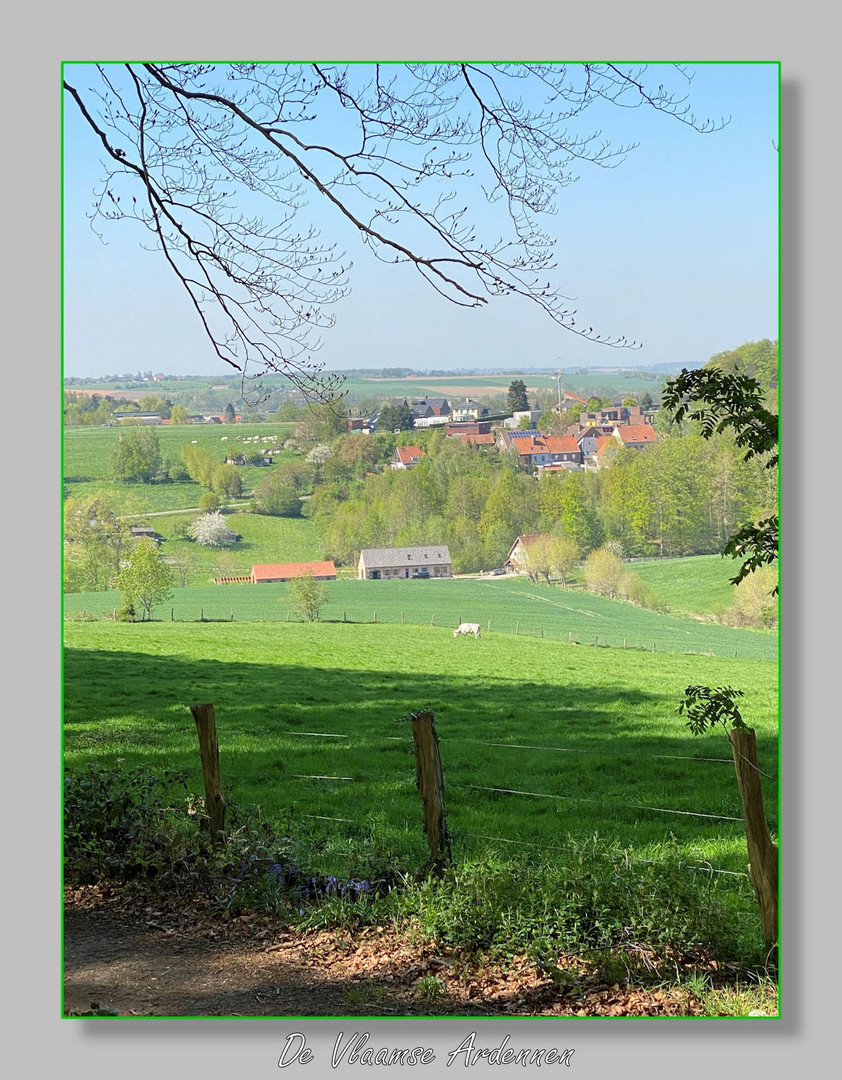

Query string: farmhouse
357 546 452 580
251 560 337 583
505 534 547 573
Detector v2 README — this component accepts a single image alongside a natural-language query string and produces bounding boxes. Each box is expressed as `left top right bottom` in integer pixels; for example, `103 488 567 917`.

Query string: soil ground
64 886 713 1018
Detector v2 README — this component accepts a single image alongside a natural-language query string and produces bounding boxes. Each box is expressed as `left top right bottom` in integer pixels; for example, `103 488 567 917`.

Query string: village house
391 446 425 470
451 399 491 422
497 431 583 470
612 424 658 450
446 420 494 436
251 560 337 584
502 409 544 429
357 546 452 580
578 404 649 427
410 397 450 422
505 534 548 573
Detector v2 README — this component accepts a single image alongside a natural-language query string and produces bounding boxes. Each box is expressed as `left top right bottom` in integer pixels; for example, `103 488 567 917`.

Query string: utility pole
556 367 563 412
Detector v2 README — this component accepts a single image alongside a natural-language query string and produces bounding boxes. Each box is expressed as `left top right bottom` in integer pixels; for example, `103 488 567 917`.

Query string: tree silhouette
65 63 725 401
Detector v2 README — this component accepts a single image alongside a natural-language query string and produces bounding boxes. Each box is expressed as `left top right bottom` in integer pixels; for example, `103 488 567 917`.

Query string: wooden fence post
189 703 227 844
411 711 452 872
729 726 779 949
431 614 435 626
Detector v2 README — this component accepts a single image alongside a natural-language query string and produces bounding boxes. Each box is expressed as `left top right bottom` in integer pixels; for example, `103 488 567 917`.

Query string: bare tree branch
65 63 727 402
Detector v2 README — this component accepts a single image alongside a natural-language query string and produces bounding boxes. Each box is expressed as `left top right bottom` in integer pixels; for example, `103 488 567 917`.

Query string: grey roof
358 545 452 567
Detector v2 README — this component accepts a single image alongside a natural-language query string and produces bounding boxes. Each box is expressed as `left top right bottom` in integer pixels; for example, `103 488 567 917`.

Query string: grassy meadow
63 620 777 941
63 422 296 512
630 555 742 616
64 573 777 661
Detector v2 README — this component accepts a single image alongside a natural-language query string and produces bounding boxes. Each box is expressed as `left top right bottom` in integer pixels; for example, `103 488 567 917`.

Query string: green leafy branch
678 685 746 737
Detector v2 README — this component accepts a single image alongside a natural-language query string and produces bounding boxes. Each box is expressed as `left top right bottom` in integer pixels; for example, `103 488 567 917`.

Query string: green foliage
678 685 746 736
377 402 415 432
114 537 174 619
726 566 779 629
63 494 128 592
705 339 779 391
661 364 778 590
408 840 746 964
286 573 330 621
110 427 163 483
583 546 625 598
64 763 195 886
507 379 529 413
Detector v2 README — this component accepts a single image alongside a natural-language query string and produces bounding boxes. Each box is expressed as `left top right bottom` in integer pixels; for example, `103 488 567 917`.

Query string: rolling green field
63 423 296 512
63 620 778 950
143 511 323 584
64 574 777 661
628 555 746 615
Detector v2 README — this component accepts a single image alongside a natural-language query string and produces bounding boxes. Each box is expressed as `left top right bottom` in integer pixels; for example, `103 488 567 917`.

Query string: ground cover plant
64 575 777 661
63 619 778 975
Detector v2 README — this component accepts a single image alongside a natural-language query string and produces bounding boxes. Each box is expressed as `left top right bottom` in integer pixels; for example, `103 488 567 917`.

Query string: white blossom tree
188 511 239 548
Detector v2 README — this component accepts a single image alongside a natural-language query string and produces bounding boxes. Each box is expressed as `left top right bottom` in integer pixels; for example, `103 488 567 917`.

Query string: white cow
454 622 481 639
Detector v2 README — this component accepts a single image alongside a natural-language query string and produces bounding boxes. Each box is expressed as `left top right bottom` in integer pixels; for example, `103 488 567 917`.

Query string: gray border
22 6 831 1077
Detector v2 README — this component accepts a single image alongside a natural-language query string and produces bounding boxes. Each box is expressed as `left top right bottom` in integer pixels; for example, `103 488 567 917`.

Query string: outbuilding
251 560 337 584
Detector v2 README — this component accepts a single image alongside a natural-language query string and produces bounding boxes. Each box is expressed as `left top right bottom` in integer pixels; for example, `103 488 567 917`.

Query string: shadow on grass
63 647 779 807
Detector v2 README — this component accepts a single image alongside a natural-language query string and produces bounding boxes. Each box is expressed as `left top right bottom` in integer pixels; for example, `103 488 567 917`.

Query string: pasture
62 422 296 512
64 574 778 661
630 555 742 615
146 511 322 584
63 620 778 957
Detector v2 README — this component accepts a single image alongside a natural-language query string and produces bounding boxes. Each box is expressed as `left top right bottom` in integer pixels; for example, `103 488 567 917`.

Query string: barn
251 560 337 584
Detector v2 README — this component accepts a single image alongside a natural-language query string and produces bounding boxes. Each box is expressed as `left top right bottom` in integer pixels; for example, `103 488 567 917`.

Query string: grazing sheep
454 622 481 639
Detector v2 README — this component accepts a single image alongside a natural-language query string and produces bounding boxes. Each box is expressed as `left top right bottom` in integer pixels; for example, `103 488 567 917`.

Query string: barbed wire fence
192 711 778 887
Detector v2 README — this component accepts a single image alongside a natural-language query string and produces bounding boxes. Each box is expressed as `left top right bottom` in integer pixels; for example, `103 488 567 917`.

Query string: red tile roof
615 425 657 444
251 561 337 581
456 433 496 445
510 435 581 456
394 446 425 465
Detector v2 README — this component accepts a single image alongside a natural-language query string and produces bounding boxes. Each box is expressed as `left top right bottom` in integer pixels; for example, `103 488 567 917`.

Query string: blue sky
62 62 779 379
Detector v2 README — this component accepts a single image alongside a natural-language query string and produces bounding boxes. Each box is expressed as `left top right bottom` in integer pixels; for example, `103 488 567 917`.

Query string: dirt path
63 889 707 1018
